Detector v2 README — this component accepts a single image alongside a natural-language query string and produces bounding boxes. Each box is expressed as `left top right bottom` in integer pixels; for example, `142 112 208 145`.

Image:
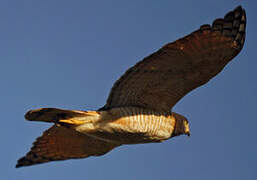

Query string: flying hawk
16 6 246 167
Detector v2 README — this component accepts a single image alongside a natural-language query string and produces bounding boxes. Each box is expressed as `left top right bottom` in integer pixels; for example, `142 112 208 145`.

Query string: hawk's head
171 112 190 137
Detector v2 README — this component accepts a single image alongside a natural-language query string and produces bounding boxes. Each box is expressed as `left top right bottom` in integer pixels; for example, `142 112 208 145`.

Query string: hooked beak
186 132 190 137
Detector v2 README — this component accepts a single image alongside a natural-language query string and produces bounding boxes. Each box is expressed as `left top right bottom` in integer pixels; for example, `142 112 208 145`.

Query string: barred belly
94 107 176 144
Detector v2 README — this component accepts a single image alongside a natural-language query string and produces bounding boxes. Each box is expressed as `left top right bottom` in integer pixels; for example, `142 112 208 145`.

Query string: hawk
16 6 246 167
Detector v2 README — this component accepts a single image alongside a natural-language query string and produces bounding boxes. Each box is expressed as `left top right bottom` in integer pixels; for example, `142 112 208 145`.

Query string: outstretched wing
16 125 119 168
102 6 246 112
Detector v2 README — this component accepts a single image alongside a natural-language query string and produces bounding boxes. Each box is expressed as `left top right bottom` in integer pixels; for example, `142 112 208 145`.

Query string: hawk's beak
186 132 190 137
184 120 190 137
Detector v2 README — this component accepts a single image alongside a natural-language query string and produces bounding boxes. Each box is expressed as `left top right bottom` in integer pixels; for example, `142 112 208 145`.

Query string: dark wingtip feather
222 6 246 47
16 157 30 168
16 156 34 168
16 151 49 168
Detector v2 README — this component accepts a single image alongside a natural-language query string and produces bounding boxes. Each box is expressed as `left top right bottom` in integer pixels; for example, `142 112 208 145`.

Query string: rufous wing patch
16 125 119 168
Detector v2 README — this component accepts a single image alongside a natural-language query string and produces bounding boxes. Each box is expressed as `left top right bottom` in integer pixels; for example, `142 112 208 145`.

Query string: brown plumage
16 6 246 168
16 125 119 167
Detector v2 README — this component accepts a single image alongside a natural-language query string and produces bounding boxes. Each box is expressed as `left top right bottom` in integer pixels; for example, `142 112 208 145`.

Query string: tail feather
25 108 100 125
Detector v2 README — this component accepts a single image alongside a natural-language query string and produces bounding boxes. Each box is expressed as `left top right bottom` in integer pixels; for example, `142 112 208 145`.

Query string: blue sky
1 0 256 179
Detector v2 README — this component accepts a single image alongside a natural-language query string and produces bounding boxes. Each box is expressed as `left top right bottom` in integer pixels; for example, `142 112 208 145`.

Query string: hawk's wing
102 6 246 112
16 125 119 168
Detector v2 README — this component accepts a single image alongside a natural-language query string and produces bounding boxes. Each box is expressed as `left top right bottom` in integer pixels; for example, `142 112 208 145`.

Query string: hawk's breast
94 107 176 144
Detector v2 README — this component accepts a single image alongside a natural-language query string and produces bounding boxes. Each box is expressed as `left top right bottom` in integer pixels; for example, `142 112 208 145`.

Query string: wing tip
16 156 39 168
224 5 246 43
16 157 33 168
16 151 53 168
202 5 246 54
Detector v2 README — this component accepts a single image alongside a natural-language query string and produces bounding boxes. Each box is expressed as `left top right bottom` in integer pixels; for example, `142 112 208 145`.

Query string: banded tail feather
25 108 100 125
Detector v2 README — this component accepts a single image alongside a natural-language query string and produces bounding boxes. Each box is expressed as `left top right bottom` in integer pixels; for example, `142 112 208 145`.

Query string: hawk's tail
25 108 100 125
